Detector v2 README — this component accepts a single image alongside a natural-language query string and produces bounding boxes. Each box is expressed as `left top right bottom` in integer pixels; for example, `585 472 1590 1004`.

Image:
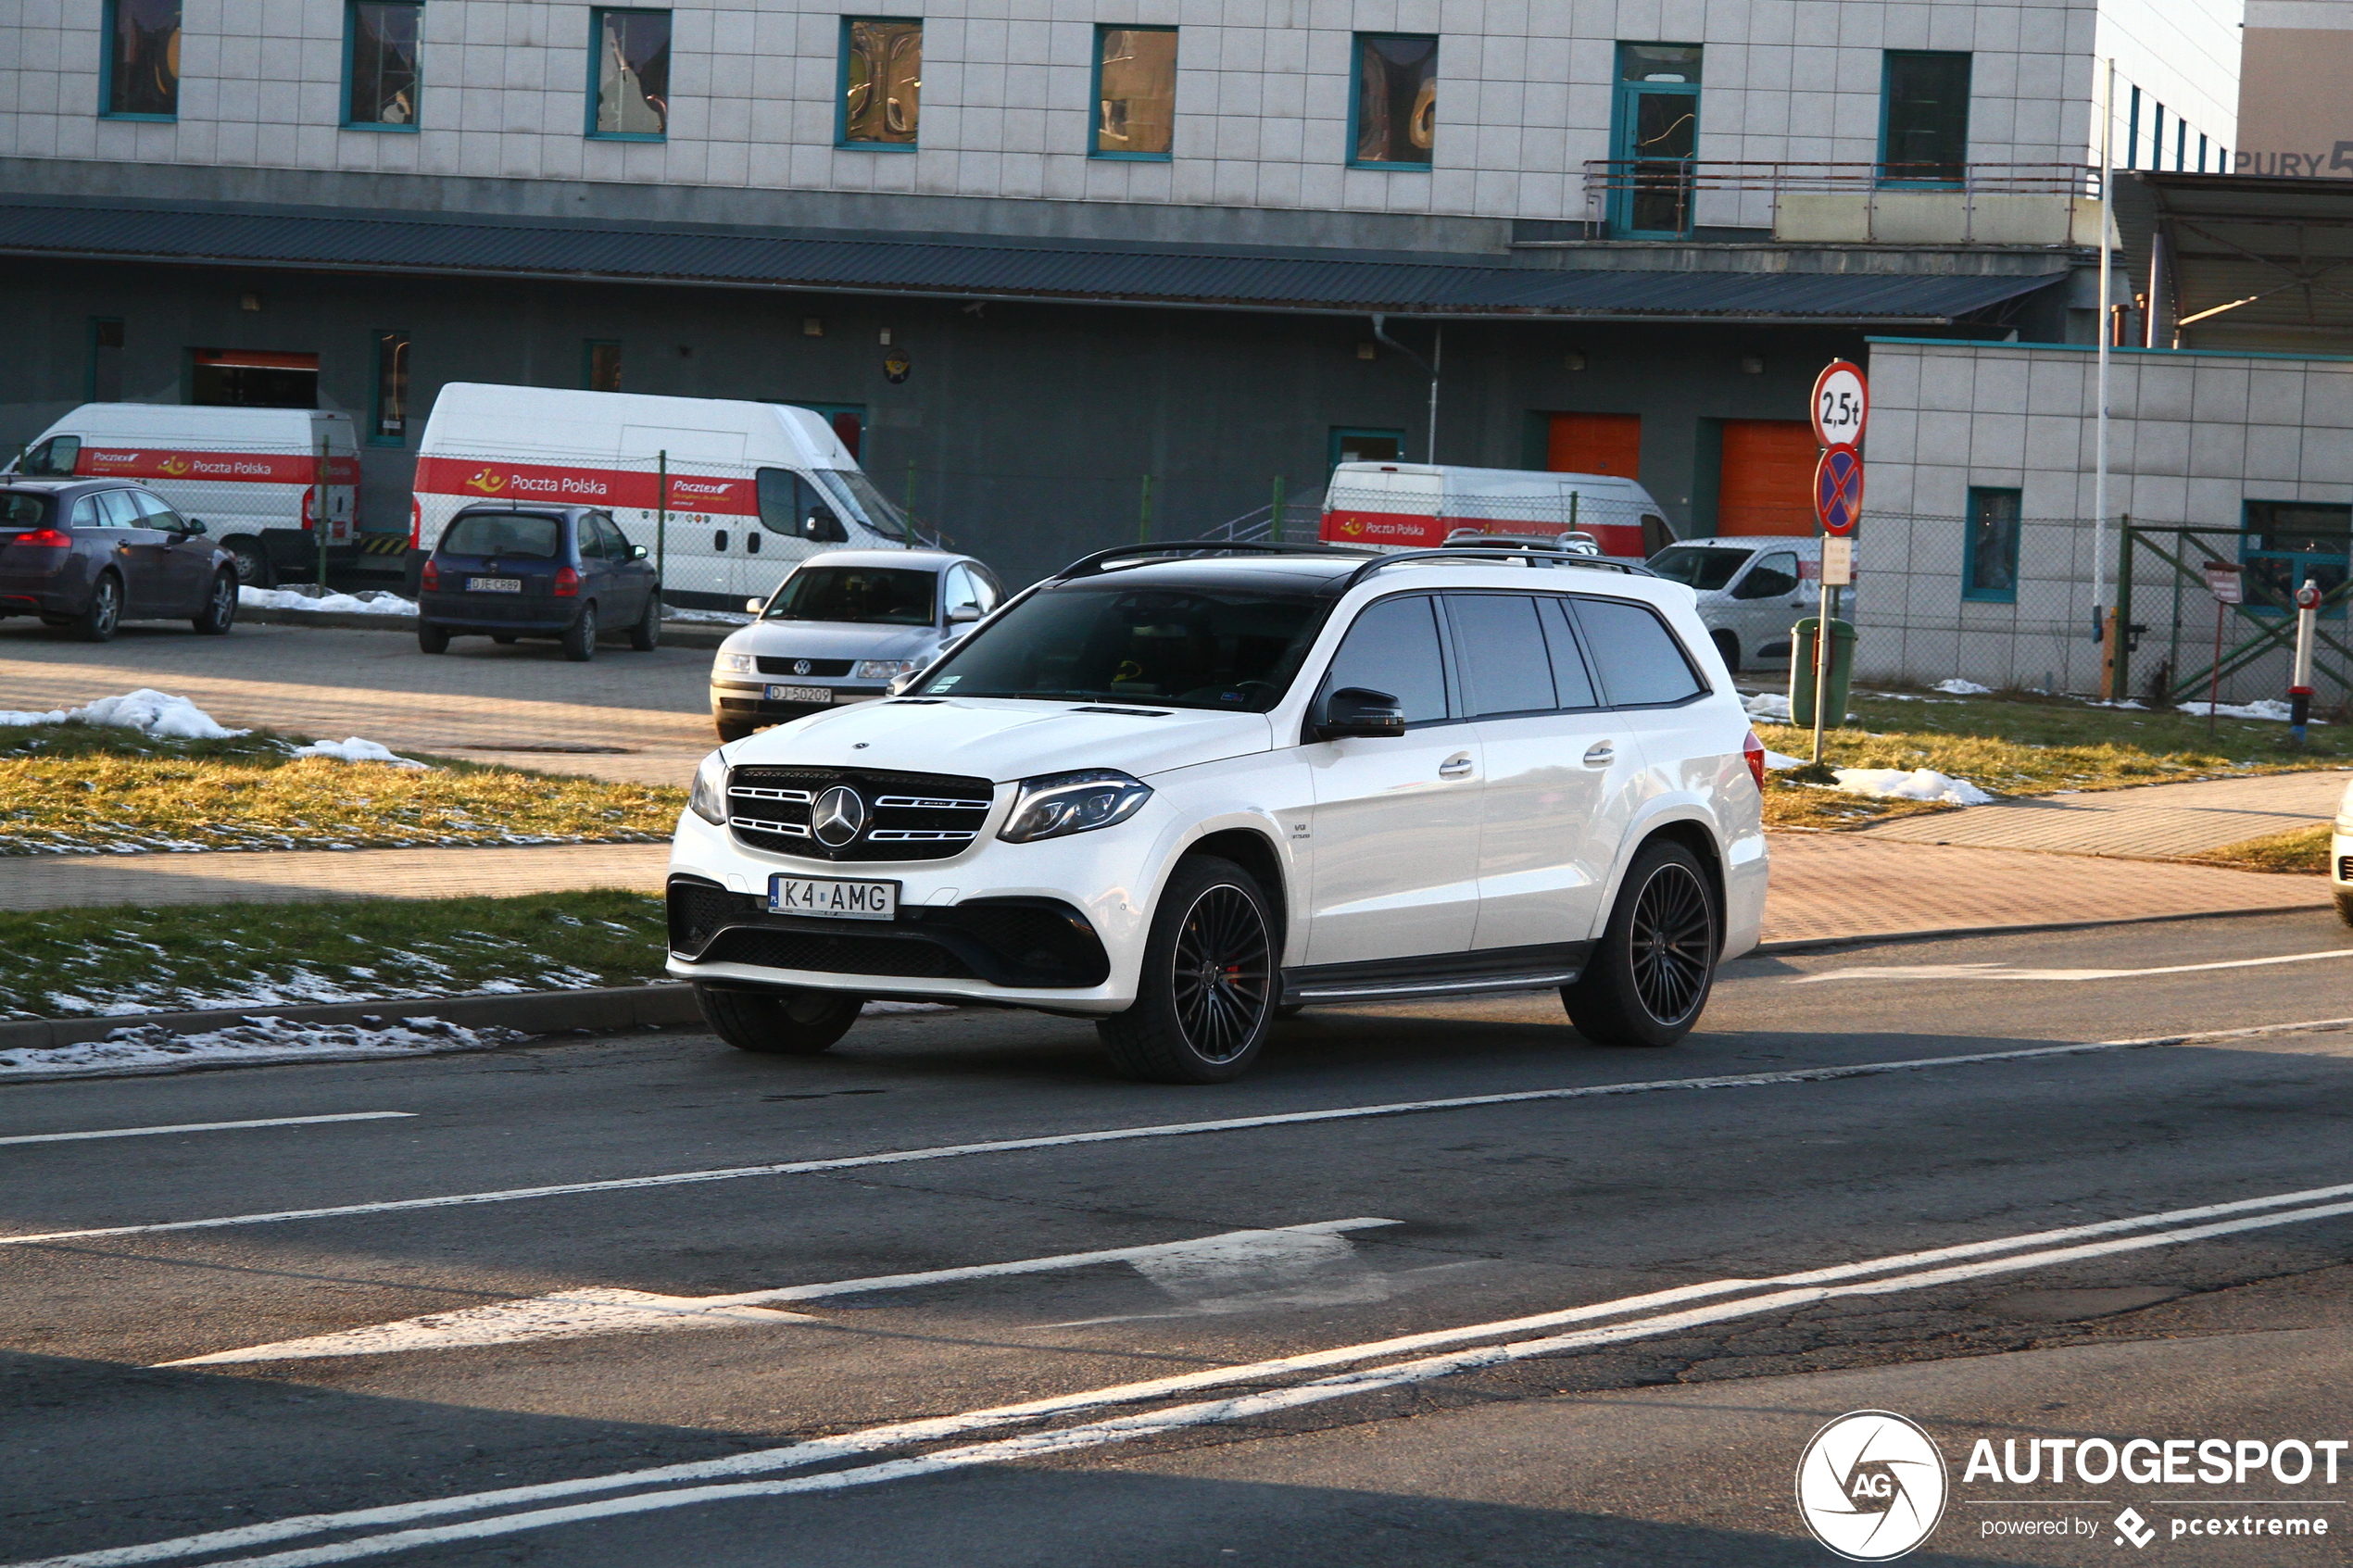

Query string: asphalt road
7 910 2353 1567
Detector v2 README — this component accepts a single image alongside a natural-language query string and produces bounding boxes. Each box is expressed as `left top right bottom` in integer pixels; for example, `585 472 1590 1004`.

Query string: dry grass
2190 823 2334 876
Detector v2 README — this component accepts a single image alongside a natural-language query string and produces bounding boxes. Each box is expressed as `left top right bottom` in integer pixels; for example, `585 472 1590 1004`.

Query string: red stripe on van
413 456 759 516
1320 508 1649 557
74 448 360 484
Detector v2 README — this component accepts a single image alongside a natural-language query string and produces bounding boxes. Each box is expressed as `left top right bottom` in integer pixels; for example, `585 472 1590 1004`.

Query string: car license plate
769 875 898 921
765 684 832 704
468 577 522 594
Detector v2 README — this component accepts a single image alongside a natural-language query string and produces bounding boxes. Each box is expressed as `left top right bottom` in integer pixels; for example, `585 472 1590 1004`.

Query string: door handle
1438 753 1475 780
1583 741 1617 765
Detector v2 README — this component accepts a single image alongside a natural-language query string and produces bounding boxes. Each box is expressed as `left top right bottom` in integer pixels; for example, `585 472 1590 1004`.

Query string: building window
2242 500 2350 615
1962 488 2021 603
1092 26 1175 159
191 349 319 408
88 319 125 401
346 0 422 129
103 0 180 119
1880 51 1970 186
840 18 921 147
1351 35 1437 169
585 340 623 392
371 331 410 445
588 9 670 140
1609 43 1702 237
1330 428 1406 469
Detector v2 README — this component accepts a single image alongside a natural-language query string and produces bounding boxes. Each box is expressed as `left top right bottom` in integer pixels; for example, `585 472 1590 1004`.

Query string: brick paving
1859 770 2352 859
1 844 672 912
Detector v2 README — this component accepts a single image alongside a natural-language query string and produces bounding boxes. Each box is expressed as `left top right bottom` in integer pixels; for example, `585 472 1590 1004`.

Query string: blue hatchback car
417 503 661 661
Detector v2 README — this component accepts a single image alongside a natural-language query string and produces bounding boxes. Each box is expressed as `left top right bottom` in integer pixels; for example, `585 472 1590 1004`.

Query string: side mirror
182 518 208 536
744 596 766 614
1314 686 1406 740
631 544 648 559
804 508 848 545
947 602 982 624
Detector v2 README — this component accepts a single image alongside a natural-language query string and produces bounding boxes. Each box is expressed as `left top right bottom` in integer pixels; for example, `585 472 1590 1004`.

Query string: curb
1751 899 2333 957
0 984 701 1053
235 607 736 647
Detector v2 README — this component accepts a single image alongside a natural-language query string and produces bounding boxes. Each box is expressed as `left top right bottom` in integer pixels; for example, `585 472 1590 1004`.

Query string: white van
1320 463 1677 561
6 404 359 587
413 385 914 609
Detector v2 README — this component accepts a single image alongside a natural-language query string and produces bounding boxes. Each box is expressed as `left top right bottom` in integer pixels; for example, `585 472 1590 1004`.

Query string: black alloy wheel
1098 855 1278 1084
629 591 661 651
72 572 122 643
1562 838 1718 1047
192 571 237 634
561 601 599 662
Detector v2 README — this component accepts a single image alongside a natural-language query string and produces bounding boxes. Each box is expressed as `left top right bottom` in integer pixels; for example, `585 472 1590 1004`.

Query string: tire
697 984 863 1055
491 633 517 645
561 601 598 662
71 571 122 643
225 538 271 588
1096 855 1278 1084
2337 891 2353 930
192 571 237 634
629 591 661 651
418 621 450 655
1711 630 1741 675
1563 839 1718 1047
715 718 761 744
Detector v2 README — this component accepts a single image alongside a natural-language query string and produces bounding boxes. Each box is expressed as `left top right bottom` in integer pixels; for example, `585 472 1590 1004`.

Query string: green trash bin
1788 616 1856 729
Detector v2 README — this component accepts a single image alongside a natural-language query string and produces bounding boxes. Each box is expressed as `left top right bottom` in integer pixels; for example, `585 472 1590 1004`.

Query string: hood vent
1072 706 1172 717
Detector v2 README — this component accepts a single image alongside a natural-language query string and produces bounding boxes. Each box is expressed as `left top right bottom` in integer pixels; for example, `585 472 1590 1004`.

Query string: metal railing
1571 160 2102 241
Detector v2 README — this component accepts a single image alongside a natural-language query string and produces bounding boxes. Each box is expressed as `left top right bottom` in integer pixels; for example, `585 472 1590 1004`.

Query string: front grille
673 896 1106 987
757 657 854 677
2340 855 2352 882
699 926 976 980
727 766 994 862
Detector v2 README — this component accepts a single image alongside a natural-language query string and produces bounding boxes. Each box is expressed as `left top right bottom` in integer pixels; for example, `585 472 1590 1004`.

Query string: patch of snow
666 608 756 624
1931 678 1994 696
2177 698 2324 723
862 1000 955 1013
1743 692 1793 721
0 707 69 728
1831 767 1995 806
287 736 427 768
240 586 417 615
1764 750 1808 771
0 1015 527 1081
2 689 248 739
2081 698 2148 709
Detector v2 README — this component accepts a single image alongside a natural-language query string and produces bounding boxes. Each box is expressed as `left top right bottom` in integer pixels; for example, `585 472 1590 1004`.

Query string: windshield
809 470 914 544
1647 545 1754 592
2 492 55 528
440 512 563 559
765 565 937 625
912 580 1333 712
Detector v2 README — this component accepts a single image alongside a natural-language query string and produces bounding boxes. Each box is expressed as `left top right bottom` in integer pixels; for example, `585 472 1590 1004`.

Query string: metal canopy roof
2114 171 2353 352
0 199 2057 324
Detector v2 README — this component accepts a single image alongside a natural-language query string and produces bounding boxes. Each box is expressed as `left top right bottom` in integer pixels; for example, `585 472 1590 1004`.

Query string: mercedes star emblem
811 785 867 848
793 659 812 676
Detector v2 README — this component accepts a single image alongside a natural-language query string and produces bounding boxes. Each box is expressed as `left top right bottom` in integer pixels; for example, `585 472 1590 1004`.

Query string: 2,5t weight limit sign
1811 361 1869 449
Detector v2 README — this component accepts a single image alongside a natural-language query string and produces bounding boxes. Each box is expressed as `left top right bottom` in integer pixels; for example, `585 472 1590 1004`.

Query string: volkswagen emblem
793 659 812 676
811 785 867 848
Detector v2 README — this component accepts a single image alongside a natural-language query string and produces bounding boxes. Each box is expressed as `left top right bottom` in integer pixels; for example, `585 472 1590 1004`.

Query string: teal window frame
342 0 422 132
1606 42 1704 239
1961 487 2021 603
1347 33 1437 171
1088 24 1176 161
99 0 179 121
2240 499 2350 620
1329 427 1409 469
837 16 922 152
585 7 671 143
1878 50 1971 189
369 330 410 447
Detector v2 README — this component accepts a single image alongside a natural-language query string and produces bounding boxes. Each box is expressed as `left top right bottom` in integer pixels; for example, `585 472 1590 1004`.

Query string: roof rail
1340 546 1656 592
1051 539 1375 581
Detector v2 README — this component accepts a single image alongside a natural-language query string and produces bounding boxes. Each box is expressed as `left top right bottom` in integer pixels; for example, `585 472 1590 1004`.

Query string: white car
1647 539 1820 675
667 542 1769 1082
710 550 1004 743
2334 777 2352 927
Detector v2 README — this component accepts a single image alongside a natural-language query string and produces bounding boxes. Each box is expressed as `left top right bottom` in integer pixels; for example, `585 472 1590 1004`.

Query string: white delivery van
1320 463 1677 561
412 385 915 608
6 404 359 586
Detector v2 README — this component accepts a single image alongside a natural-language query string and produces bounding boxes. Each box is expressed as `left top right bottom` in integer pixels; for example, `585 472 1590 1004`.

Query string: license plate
765 684 832 704
769 875 898 921
468 577 522 594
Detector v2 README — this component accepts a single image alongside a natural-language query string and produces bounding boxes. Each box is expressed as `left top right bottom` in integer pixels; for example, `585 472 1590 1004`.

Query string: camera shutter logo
811 786 867 847
1796 1411 1948 1561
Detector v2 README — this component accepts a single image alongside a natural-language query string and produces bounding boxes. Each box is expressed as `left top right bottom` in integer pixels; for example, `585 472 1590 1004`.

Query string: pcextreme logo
464 468 508 495
1797 1411 1950 1561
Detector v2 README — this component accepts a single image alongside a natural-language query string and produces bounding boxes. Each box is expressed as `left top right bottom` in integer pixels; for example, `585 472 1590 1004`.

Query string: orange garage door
1546 412 1642 478
1718 419 1818 535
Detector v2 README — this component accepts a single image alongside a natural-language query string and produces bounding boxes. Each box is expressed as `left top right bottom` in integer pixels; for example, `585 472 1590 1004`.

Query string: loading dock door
1545 413 1641 479
1717 419 1817 535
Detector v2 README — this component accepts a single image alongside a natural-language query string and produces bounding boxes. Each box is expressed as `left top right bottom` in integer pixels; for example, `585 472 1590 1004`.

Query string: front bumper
418 591 573 631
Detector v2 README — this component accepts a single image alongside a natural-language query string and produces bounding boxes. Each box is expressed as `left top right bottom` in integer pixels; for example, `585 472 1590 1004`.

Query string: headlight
716 652 754 674
999 769 1152 843
689 750 730 825
854 659 920 681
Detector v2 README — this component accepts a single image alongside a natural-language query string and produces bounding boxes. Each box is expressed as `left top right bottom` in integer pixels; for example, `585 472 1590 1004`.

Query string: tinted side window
94 490 144 528
23 437 80 477
1573 597 1706 706
132 491 184 528
754 468 808 536
1447 595 1556 718
1324 595 1448 726
1733 552 1800 599
1538 597 1600 709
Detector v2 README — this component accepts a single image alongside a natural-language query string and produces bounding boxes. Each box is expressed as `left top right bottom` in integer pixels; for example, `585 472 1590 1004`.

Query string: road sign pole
1811 566 1834 765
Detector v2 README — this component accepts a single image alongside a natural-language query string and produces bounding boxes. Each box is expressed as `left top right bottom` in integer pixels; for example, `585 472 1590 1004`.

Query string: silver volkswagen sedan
709 549 1005 742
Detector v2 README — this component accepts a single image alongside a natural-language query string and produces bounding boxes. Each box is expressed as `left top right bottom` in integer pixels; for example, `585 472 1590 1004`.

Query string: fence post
315 427 330 596
904 461 915 521
1139 473 1153 544
656 448 669 587
1271 474 1286 543
2110 518 2134 700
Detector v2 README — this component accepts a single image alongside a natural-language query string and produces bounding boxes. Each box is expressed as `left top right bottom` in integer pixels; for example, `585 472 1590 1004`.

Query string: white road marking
157 1219 1401 1365
0 1112 413 1148
8 1013 2349 1251
1791 948 2353 985
35 1176 2353 1568
44 1184 2353 1568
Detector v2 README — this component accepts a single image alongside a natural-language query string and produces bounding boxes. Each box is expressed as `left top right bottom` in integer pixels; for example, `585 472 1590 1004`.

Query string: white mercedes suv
667 542 1769 1082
